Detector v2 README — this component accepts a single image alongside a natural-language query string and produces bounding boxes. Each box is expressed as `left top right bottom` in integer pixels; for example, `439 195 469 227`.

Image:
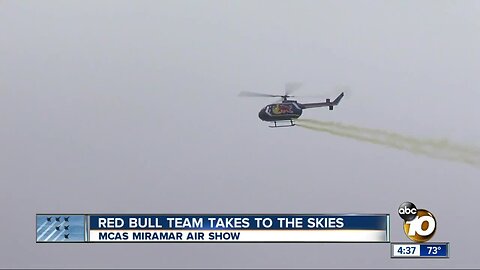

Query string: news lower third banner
36 214 390 243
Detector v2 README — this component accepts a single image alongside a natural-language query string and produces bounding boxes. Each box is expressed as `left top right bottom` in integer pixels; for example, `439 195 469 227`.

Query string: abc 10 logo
398 202 436 243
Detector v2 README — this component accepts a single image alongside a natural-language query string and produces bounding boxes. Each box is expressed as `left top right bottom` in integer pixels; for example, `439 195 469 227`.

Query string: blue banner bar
88 214 388 230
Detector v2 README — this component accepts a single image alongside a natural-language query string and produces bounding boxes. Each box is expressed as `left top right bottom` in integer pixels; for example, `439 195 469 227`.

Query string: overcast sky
1 0 480 268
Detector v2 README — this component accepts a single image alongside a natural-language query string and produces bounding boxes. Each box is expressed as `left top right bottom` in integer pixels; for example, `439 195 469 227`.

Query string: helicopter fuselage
258 100 303 122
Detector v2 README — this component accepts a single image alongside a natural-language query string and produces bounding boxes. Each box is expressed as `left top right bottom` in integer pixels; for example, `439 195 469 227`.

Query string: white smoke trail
296 119 480 167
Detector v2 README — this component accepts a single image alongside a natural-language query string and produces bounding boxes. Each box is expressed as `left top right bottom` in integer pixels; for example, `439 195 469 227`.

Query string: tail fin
332 92 344 105
329 92 344 110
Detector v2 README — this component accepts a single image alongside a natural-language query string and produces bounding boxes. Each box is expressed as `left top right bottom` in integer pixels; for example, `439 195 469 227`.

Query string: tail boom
300 92 344 110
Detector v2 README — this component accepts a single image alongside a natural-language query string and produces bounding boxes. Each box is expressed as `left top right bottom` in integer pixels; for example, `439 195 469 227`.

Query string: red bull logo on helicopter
271 104 294 115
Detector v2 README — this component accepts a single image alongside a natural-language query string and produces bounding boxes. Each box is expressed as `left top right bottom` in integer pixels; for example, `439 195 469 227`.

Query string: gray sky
1 0 480 268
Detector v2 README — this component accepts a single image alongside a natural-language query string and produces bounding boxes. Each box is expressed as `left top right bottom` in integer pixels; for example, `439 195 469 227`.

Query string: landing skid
269 120 295 128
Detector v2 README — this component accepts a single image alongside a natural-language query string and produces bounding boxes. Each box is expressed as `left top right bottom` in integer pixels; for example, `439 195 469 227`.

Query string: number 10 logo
398 202 437 243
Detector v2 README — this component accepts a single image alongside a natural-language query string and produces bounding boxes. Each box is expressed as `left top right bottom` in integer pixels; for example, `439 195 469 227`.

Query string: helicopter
239 83 344 128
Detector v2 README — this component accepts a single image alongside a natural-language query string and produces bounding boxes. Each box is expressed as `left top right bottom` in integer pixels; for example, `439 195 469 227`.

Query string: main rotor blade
295 94 330 99
285 82 303 95
295 85 350 100
238 91 282 98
